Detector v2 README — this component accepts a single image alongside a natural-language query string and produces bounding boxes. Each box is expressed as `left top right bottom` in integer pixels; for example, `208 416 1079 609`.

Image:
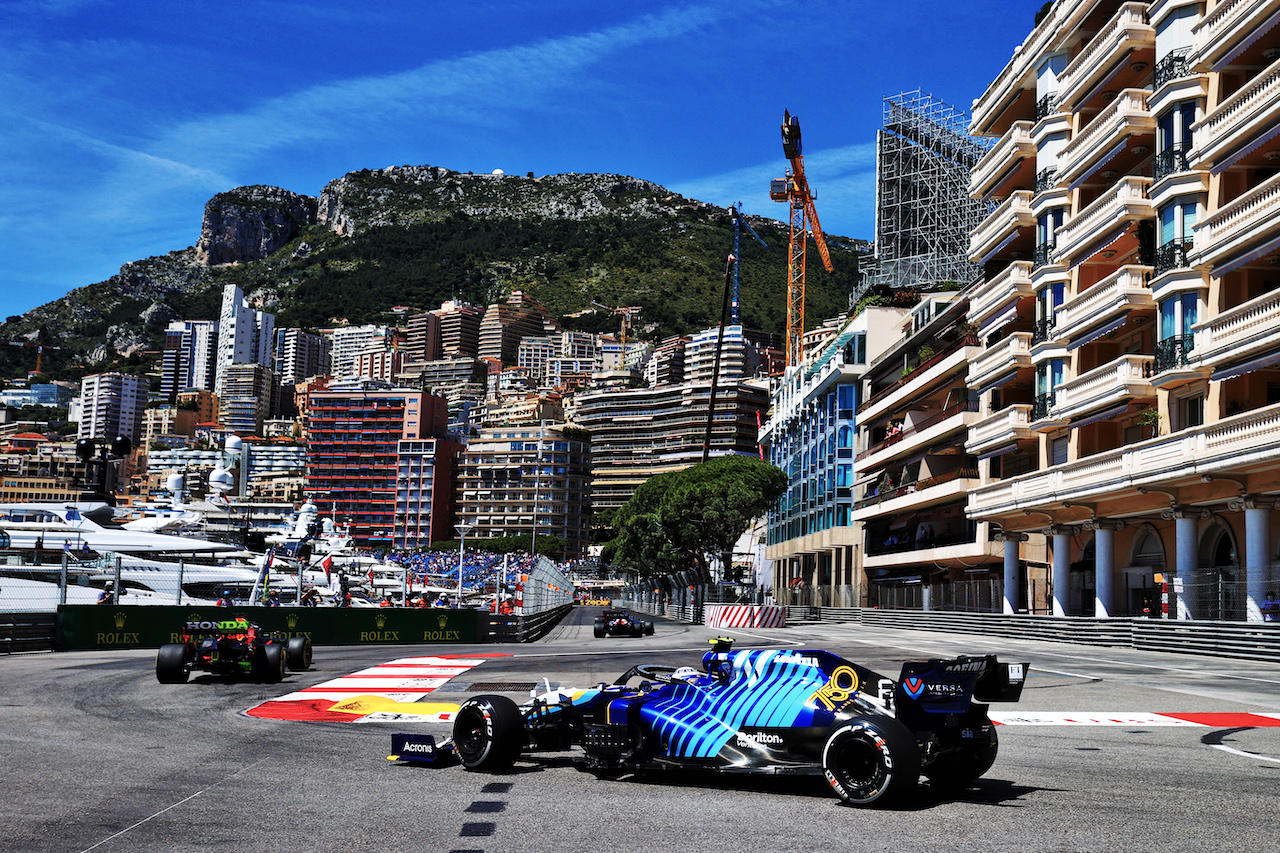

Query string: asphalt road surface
2 606 1278 853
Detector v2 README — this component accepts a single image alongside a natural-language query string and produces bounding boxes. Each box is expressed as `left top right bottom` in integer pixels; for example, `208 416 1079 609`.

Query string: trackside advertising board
57 605 479 651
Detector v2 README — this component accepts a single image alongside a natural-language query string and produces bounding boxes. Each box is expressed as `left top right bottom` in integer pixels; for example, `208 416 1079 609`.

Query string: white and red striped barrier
703 605 786 629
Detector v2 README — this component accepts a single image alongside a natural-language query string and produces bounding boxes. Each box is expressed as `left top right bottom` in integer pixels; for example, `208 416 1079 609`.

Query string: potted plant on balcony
1137 406 1161 439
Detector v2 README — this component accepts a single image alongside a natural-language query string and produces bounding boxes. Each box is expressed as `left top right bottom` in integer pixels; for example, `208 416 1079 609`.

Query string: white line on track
1210 744 1280 764
78 760 263 853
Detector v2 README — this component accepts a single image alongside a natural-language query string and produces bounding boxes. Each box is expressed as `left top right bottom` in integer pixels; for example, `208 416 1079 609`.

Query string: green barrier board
57 605 479 651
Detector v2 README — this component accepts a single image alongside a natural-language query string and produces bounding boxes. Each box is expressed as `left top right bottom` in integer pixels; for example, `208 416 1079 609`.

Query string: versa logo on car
810 665 861 710
902 677 926 699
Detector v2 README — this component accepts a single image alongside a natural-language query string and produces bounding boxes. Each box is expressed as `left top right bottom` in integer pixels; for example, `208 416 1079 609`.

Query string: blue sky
0 0 1043 321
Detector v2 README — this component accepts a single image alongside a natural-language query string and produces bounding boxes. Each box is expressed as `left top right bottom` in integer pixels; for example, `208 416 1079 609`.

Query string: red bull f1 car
593 607 654 638
155 617 313 683
392 639 1028 805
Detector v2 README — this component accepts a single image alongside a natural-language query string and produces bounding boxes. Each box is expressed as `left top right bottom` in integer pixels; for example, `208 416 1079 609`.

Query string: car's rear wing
894 655 1029 714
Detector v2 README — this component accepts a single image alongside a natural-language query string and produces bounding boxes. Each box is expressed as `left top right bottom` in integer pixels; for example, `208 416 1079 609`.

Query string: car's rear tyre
155 643 190 683
925 723 998 788
822 716 920 806
286 637 313 671
453 695 524 771
593 618 605 638
644 620 654 636
254 642 286 683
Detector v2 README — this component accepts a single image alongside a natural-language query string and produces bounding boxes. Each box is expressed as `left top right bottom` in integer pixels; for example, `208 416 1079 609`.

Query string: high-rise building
214 284 274 396
432 301 484 358
78 372 148 442
324 324 386 379
575 380 770 511
478 291 560 365
403 311 442 363
274 328 331 386
304 384 457 548
457 423 592 557
161 320 218 401
217 363 279 437
964 0 1280 622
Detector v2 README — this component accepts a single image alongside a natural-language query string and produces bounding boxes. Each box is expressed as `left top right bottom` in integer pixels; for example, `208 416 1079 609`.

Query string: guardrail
485 604 573 643
0 612 56 653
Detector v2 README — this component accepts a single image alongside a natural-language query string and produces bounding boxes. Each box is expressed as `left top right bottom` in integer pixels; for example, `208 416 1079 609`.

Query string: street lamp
455 520 473 603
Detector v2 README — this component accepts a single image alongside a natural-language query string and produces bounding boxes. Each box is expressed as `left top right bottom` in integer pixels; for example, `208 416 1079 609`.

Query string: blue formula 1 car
403 639 1028 805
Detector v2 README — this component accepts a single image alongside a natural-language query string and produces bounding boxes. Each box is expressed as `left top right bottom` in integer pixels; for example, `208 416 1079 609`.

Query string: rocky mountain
0 165 871 382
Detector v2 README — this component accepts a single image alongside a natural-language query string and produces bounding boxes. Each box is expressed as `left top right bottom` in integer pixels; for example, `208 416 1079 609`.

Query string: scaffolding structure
864 90 994 300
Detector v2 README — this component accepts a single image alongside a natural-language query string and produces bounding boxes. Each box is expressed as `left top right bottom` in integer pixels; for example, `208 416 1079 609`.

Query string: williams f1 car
155 617 313 683
593 607 654 638
395 638 1027 805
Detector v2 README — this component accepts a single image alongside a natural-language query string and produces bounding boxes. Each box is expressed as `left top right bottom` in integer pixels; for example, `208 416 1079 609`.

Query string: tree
603 456 787 580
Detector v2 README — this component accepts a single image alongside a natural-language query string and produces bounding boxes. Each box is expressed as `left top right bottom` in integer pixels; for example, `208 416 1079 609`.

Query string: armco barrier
487 604 573 643
0 612 56 653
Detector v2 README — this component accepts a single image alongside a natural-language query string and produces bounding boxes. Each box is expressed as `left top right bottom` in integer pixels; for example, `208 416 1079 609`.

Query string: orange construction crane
590 301 642 347
771 110 834 366
2 337 68 375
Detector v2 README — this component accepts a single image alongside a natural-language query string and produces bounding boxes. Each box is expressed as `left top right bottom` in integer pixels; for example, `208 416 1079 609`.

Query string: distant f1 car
394 638 1028 805
593 607 654 638
155 617 313 683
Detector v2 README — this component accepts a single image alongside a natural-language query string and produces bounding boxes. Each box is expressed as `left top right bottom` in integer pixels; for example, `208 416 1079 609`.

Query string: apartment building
477 292 560 365
274 328 331 386
217 362 279 437
160 320 218 400
214 284 274 396
457 424 592 558
761 307 902 607
78 372 147 443
575 380 770 511
966 0 1280 621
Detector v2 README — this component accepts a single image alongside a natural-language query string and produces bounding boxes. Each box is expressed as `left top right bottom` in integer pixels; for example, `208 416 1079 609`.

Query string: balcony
1153 142 1192 183
1154 334 1196 373
1192 57 1280 172
970 260 1033 331
1031 319 1056 346
1032 242 1058 270
970 121 1036 200
1035 168 1060 195
1031 391 1057 422
1056 3 1155 111
968 332 1033 392
853 467 980 520
1191 172 1280 273
968 401 1280 519
856 401 980 471
1154 47 1193 91
1054 354 1155 421
969 190 1035 264
1193 0 1280 71
860 335 982 421
1055 177 1154 266
1056 89 1155 188
1154 239 1193 277
1053 264 1154 344
966 404 1035 456
1195 287 1280 375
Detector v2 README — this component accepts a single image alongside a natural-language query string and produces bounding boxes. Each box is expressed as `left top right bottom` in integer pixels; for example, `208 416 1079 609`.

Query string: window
1036 207 1064 263
1050 436 1068 466
1177 394 1204 430
844 332 866 365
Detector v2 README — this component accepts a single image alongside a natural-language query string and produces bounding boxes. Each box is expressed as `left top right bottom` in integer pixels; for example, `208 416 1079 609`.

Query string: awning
977 367 1020 397
1069 222 1129 270
1069 402 1130 430
977 441 1021 461
1210 122 1280 176
1212 8 1280 72
1068 137 1130 192
980 230 1021 266
1210 349 1280 382
1211 229 1280 278
978 300 1019 338
850 472 880 488
1067 314 1128 351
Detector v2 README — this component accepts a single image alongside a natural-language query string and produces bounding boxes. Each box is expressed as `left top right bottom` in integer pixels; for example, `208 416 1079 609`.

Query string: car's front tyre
821 716 920 806
453 695 524 771
286 636 313 671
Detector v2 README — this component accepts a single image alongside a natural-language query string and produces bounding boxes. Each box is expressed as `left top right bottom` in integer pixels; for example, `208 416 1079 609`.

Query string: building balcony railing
968 401 1280 519
968 332 1033 392
1154 334 1195 373
856 400 979 464
1035 167 1059 195
1192 0 1280 70
1192 55 1280 172
862 335 981 415
1192 171 1280 272
1054 354 1155 421
1154 239 1193 277
1035 92 1059 123
969 190 1035 264
1055 176 1154 265
1056 3 1154 111
1032 242 1058 270
970 121 1036 199
965 404 1035 456
1053 264 1154 343
854 467 979 511
1194 286 1280 372
1031 319 1055 345
1057 89 1154 187
969 260 1034 330
1031 391 1056 422
865 527 981 558
1153 142 1192 183
1154 47 1193 91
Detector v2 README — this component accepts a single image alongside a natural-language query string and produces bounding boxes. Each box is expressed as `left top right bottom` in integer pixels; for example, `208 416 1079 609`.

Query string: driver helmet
673 666 699 683
222 588 233 598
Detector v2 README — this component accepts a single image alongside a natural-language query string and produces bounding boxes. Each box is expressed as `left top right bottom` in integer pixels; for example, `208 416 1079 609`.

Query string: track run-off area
2 605 1278 853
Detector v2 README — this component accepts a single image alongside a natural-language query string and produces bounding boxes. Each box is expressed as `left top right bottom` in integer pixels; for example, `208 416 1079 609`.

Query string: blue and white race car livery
399 638 1029 805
